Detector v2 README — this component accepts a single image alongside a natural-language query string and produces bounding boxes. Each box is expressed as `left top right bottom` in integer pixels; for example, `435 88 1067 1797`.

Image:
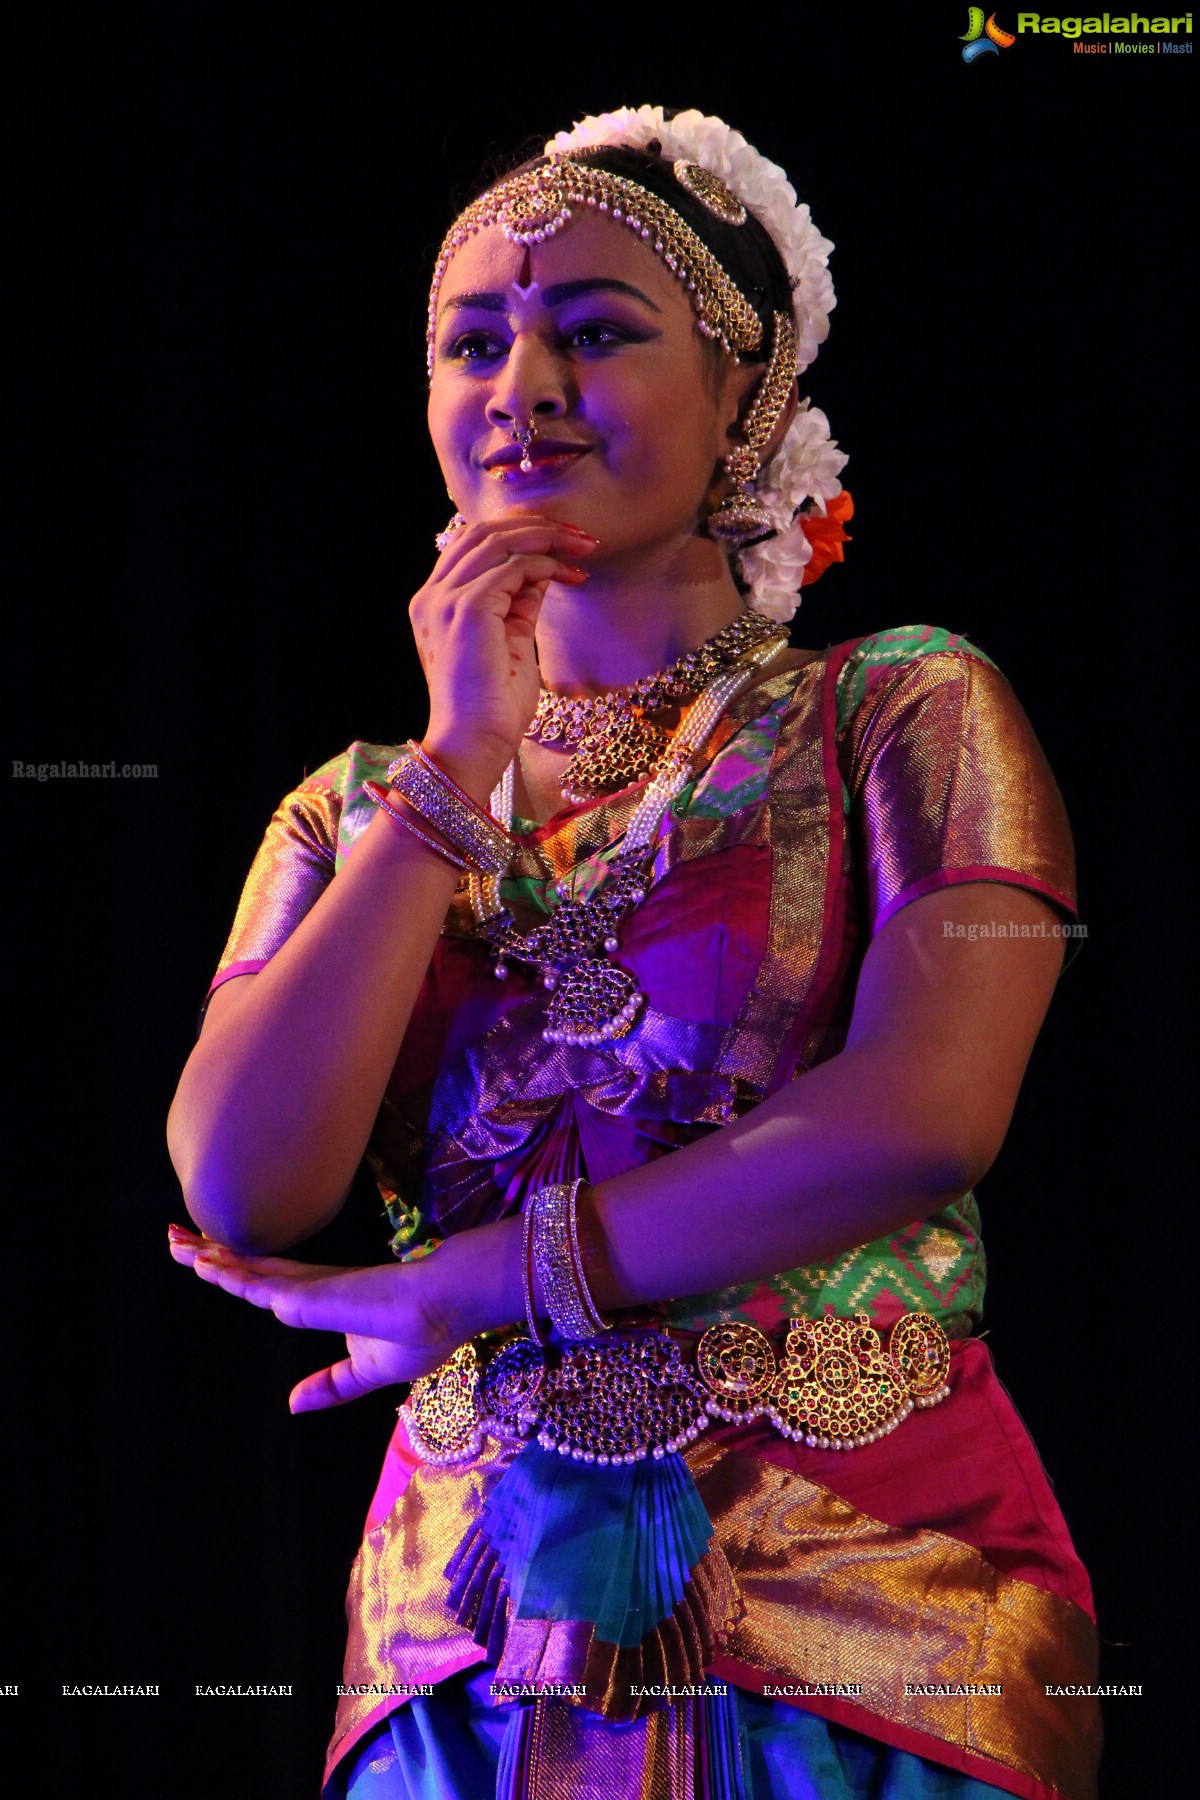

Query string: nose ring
511 414 538 473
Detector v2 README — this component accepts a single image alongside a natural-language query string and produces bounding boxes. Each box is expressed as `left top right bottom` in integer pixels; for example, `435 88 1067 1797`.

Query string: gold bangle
565 1182 609 1336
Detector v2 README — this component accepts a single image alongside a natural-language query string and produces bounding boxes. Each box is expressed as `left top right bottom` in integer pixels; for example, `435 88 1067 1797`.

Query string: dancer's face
427 210 753 558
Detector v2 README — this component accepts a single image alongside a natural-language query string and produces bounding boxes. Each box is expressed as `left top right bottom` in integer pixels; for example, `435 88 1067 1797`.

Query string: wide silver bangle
362 780 470 870
529 1179 611 1343
386 742 515 875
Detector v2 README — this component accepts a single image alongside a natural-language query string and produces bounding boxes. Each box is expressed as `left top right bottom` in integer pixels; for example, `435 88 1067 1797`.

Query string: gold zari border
691 1439 1100 1800
328 1434 1099 1800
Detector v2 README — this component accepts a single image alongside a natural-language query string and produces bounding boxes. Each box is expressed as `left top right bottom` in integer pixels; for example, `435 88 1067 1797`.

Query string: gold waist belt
401 1312 952 1468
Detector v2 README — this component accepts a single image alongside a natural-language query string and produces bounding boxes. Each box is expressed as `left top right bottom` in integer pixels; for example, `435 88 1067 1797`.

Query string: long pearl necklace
470 631 788 1046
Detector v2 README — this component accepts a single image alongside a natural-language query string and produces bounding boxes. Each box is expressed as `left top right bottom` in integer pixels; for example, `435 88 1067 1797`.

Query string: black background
7 5 1191 1795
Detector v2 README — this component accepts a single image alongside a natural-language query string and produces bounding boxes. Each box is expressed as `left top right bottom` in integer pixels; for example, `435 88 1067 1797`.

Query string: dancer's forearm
167 806 460 1251
434 883 1064 1337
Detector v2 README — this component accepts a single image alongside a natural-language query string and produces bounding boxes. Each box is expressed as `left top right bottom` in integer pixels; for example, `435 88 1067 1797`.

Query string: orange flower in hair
800 491 854 587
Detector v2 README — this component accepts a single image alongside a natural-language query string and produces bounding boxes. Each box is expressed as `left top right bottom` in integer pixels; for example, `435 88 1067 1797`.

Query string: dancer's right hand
168 1225 467 1409
408 513 599 802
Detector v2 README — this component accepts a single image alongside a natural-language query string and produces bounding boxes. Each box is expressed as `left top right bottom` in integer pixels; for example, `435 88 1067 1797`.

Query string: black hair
466 137 794 372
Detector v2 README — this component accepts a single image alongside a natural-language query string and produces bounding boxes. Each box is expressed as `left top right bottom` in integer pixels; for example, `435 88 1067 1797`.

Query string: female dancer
168 107 1100 1800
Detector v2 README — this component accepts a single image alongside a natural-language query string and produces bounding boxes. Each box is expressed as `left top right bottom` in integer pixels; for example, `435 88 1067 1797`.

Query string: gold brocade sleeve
843 650 1078 937
206 774 341 1003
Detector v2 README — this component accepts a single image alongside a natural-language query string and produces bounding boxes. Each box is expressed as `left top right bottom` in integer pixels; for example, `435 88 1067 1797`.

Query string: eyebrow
438 277 662 321
542 278 661 311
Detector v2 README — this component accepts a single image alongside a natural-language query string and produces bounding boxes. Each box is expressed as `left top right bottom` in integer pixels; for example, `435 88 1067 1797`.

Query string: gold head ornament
426 153 767 372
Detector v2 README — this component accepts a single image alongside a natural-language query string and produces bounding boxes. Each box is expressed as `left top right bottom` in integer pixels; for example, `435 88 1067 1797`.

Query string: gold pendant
543 958 645 1045
562 715 673 802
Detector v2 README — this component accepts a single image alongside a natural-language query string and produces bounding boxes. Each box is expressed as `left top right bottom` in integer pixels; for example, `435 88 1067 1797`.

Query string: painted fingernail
559 525 600 541
555 564 591 583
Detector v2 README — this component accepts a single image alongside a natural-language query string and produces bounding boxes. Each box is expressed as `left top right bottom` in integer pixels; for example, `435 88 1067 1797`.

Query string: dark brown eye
447 331 504 362
569 323 622 349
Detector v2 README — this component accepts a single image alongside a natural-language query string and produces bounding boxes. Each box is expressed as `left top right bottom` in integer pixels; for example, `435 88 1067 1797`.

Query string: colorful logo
961 8 1017 58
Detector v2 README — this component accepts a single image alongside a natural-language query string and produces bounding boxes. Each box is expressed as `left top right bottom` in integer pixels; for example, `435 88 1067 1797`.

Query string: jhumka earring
707 311 798 546
511 414 539 473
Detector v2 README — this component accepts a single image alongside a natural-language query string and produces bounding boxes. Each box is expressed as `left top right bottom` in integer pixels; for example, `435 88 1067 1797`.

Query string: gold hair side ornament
427 156 764 375
708 311 798 545
672 158 747 226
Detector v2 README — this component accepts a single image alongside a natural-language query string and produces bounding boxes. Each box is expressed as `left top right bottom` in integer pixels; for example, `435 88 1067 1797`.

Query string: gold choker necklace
525 610 783 803
474 630 788 1046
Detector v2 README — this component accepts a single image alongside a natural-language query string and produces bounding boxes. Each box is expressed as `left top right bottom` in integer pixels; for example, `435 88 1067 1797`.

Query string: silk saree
207 626 1100 1800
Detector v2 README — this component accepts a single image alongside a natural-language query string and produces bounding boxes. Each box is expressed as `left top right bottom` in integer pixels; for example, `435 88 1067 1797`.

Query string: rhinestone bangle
521 1195 551 1347
385 742 516 875
530 1179 611 1343
362 781 470 871
565 1182 608 1336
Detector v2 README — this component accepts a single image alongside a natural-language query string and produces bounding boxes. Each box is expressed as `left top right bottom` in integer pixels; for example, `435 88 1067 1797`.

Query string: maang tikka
707 310 798 545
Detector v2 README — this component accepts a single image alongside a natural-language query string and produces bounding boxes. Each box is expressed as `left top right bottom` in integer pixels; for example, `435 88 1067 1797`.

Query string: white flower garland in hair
545 105 848 620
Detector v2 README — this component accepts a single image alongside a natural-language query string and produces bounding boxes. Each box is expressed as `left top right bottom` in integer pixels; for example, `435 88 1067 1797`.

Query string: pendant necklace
525 608 782 804
470 629 788 1047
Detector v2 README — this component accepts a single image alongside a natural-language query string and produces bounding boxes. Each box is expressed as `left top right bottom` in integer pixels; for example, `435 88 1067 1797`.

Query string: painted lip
481 440 594 473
